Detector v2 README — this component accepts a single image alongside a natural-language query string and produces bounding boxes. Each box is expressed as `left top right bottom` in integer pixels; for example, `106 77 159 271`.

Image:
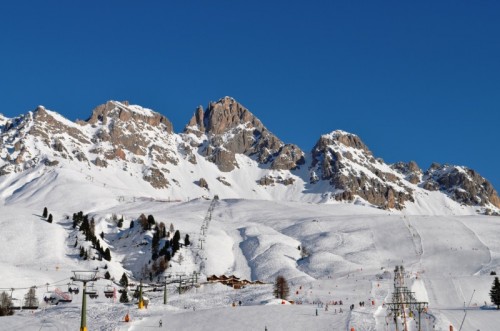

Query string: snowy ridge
0 98 498 216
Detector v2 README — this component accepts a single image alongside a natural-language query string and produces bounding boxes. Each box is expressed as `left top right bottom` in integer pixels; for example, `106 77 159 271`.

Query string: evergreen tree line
72 211 111 262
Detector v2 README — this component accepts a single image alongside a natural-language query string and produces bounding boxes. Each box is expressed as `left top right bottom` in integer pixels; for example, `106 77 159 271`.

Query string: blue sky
1 1 499 189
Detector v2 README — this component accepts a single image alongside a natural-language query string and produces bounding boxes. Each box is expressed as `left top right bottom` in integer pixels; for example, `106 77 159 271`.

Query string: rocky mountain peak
421 164 500 210
185 97 262 135
317 130 371 154
83 101 173 133
183 97 304 172
311 130 413 209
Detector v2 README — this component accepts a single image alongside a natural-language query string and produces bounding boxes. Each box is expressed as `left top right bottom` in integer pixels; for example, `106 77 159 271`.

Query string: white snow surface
1 169 500 330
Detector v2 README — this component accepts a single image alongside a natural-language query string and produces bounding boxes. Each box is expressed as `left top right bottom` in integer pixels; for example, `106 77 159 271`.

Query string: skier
159 319 162 327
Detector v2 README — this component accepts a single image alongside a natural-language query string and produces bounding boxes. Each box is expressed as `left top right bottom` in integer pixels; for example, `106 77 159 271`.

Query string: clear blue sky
1 1 499 189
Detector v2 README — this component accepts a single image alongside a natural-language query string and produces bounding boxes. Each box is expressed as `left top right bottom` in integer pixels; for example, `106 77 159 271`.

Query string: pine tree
100 231 104 239
0 291 13 316
24 287 38 308
490 277 500 309
147 215 156 228
273 275 290 300
104 271 111 280
172 237 180 254
169 223 175 233
158 222 166 238
184 234 190 246
43 207 48 218
173 230 180 242
47 214 53 223
104 248 111 261
119 273 129 288
119 290 129 303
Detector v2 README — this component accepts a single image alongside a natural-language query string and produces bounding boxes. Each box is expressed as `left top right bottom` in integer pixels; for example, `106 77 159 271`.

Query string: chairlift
86 284 99 299
43 291 58 304
9 298 21 310
104 285 115 298
68 282 80 294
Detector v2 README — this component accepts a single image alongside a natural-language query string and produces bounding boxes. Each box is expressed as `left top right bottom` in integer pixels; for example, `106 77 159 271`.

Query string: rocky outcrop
143 167 169 189
184 97 305 172
198 178 209 189
258 176 275 186
422 163 500 208
311 131 413 209
85 101 173 133
216 176 231 186
391 161 422 184
82 101 175 161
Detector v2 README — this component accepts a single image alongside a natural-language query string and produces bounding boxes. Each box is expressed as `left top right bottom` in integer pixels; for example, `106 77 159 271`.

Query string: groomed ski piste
1 164 500 330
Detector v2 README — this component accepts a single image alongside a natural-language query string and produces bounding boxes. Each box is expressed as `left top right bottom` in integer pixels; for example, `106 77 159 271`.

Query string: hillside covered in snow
1 97 500 330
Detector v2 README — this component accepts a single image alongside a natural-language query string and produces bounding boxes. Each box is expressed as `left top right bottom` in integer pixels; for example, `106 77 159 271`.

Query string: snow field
2 190 500 329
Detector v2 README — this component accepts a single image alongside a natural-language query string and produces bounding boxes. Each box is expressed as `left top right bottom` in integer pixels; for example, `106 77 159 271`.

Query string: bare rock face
184 97 305 172
94 157 108 168
216 176 231 186
0 106 91 174
391 161 422 184
85 101 173 132
143 167 169 189
258 176 275 186
422 164 500 208
82 101 175 162
198 177 209 189
311 131 413 209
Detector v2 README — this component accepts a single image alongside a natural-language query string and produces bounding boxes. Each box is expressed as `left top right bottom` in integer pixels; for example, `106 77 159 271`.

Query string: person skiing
159 319 162 327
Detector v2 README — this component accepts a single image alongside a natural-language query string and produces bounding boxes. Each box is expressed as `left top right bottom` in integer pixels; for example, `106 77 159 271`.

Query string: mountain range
1 96 498 215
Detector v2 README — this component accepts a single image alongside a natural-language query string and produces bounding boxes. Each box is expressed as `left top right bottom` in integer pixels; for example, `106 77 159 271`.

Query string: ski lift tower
163 273 173 305
72 270 98 331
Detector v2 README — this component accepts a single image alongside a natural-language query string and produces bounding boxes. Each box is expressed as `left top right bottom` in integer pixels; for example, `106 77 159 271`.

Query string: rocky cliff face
310 131 414 209
421 163 500 209
0 102 181 189
391 161 422 184
184 97 305 172
0 106 91 175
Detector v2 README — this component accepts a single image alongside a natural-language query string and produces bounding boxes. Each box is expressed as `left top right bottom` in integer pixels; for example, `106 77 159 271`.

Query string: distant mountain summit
0 97 498 214
184 96 305 171
310 130 414 209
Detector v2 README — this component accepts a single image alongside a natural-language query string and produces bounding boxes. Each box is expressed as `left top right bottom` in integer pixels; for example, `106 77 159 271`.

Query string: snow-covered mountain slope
2 186 500 330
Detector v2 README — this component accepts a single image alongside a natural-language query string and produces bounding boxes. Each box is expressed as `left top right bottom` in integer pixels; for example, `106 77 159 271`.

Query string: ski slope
1 167 500 330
